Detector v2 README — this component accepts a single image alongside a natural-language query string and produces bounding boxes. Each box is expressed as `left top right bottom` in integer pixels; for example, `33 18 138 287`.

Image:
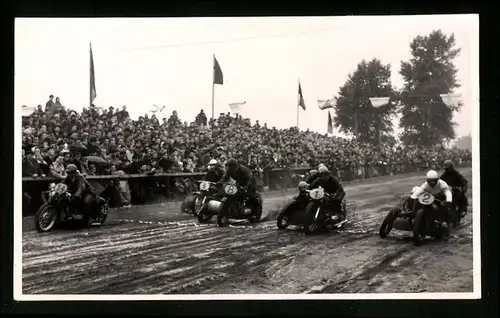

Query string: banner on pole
229 101 246 114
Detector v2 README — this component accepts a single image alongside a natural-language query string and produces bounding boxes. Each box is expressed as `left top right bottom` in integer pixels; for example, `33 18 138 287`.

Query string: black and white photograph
14 14 480 300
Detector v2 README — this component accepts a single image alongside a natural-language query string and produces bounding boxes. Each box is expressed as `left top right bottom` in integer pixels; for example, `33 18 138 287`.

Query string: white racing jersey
410 179 452 203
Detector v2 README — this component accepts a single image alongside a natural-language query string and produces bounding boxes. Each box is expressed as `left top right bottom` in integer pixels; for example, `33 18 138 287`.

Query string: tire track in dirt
22 168 473 294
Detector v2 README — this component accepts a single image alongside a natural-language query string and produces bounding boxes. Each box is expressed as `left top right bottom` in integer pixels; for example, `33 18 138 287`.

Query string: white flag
150 104 166 113
21 105 36 117
439 93 462 108
369 97 390 108
228 101 246 115
317 99 335 110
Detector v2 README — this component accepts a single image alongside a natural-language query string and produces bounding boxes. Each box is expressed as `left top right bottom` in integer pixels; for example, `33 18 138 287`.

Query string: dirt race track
22 168 474 294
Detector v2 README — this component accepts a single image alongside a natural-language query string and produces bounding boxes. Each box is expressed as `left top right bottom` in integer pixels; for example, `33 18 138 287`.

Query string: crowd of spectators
22 95 472 180
21 95 472 209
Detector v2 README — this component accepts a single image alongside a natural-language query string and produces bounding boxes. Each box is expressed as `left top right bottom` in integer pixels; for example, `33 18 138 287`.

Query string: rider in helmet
410 170 453 226
306 169 318 184
62 164 99 224
307 165 345 214
219 158 261 207
205 159 224 183
439 160 469 213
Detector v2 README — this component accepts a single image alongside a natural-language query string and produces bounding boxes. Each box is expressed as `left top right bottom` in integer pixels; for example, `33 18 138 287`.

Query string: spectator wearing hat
45 95 55 112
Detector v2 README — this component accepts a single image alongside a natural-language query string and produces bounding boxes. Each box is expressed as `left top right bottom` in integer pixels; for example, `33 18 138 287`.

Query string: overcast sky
15 15 479 138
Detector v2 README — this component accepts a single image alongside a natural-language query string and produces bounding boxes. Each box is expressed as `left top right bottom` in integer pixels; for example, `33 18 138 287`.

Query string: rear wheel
303 202 320 235
450 204 461 228
35 203 57 233
379 207 400 238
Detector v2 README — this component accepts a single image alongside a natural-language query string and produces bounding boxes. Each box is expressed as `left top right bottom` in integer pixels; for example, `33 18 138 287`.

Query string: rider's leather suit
410 179 453 223
307 174 345 214
440 168 468 212
219 164 261 206
62 174 96 218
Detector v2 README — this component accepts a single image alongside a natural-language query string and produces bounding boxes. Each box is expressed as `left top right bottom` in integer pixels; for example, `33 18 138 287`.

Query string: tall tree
398 30 462 146
454 134 472 151
334 58 397 144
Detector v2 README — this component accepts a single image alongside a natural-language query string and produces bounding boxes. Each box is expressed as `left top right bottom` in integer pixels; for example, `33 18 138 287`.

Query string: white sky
15 15 479 138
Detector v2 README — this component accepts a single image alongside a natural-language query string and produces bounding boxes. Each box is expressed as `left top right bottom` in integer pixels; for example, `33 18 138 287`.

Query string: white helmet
208 159 218 165
318 166 329 174
318 163 326 169
426 170 439 180
298 181 308 190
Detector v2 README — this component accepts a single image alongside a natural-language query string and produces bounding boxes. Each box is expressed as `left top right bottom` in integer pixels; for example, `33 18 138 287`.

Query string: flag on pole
150 104 166 113
90 42 97 105
21 105 35 117
368 97 390 108
298 82 306 110
228 101 246 115
327 111 333 134
318 99 335 110
213 55 223 85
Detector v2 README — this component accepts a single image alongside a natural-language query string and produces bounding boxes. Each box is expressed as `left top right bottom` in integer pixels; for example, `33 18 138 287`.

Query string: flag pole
89 42 92 107
297 79 299 129
211 54 215 120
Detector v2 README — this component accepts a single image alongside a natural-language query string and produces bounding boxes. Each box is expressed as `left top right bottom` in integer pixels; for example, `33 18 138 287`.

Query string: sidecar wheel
379 207 400 238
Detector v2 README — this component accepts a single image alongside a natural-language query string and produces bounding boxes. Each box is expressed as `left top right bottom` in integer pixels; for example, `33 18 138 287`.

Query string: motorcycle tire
412 209 427 246
379 207 400 238
35 202 57 233
276 201 299 229
99 203 109 225
197 205 213 223
216 202 231 227
180 195 196 214
303 202 320 235
248 204 263 223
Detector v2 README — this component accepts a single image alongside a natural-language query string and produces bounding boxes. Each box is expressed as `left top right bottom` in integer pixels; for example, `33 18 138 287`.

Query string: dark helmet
225 158 239 169
444 160 454 169
66 164 78 173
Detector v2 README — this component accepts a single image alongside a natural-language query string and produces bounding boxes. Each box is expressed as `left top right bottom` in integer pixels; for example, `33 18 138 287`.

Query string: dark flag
327 111 333 134
298 82 306 110
90 42 97 105
213 55 223 85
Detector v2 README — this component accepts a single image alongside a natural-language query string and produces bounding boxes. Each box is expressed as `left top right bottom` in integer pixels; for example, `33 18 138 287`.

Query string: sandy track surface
22 168 473 294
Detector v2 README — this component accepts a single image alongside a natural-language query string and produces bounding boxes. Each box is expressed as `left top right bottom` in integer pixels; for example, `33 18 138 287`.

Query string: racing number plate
309 188 325 200
418 192 435 205
224 184 238 195
200 182 210 191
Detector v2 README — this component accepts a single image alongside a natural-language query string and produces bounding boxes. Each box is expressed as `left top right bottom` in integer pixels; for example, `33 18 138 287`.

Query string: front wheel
216 201 232 227
248 204 262 223
379 207 400 238
303 202 320 235
99 202 109 225
35 202 57 233
197 205 213 223
412 209 427 246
